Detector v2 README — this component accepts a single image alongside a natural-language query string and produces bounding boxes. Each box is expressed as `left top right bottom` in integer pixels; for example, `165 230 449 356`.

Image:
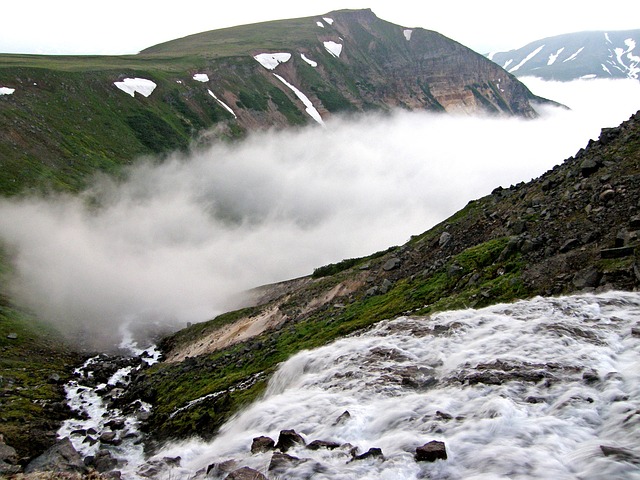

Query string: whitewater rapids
146 292 640 478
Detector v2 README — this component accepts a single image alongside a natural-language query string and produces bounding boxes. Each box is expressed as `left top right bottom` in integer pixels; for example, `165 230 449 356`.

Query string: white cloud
0 78 638 347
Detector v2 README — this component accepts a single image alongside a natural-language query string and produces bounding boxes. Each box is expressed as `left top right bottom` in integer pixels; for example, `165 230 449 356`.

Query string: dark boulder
275 429 306 452
251 436 275 454
24 437 86 474
226 466 268 480
415 440 447 462
307 440 341 450
351 447 384 461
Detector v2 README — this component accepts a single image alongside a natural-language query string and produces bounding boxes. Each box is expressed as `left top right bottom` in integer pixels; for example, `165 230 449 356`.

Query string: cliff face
0 9 551 196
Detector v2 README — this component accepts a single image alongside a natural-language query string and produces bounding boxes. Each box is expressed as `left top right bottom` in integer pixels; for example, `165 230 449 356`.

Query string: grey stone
251 436 275 454
439 232 452 247
382 258 400 271
226 467 268 480
6 333 17 340
24 437 86 474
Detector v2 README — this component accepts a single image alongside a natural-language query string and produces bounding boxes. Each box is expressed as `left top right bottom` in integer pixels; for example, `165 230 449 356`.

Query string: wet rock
206 459 238 476
99 431 121 445
600 445 640 464
415 440 447 462
226 466 268 480
307 440 341 450
632 326 640 337
582 370 600 384
251 436 275 454
85 449 118 472
351 447 384 461
275 429 306 452
105 418 126 430
24 437 86 474
269 452 302 472
334 411 351 425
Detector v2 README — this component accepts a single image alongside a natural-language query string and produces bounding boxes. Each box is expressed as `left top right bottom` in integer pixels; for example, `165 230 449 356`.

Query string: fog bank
0 78 638 347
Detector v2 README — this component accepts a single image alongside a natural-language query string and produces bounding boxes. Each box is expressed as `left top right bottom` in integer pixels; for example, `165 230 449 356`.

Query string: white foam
272 73 324 125
253 52 292 70
323 41 343 58
0 87 15 95
193 73 209 82
300 53 318 67
207 89 237 118
113 77 156 97
404 29 413 41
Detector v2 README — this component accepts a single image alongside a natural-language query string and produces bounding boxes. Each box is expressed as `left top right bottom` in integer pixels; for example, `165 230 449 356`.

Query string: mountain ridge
487 29 640 81
0 9 552 196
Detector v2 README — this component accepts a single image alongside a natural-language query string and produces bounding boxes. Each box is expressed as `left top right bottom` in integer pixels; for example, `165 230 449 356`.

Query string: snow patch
563 47 584 63
272 73 324 125
207 90 237 118
254 52 292 70
323 41 343 58
323 17 334 25
605 32 612 43
508 45 545 73
547 47 565 66
316 21 324 28
580 74 597 79
0 87 15 95
193 73 209 82
176 80 183 84
502 59 513 69
113 78 156 97
601 64 612 75
403 29 413 41
300 53 318 67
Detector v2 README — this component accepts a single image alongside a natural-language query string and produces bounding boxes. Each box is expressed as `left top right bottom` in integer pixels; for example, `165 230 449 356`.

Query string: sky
1 0 638 56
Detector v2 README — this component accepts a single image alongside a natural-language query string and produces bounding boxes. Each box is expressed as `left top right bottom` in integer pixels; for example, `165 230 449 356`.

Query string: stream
59 291 640 479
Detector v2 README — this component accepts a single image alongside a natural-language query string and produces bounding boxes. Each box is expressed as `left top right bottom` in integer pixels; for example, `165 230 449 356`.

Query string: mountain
120 110 640 446
487 30 640 81
0 9 551 196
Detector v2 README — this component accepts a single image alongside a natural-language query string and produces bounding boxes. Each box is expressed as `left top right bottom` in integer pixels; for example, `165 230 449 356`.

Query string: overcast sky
1 0 638 56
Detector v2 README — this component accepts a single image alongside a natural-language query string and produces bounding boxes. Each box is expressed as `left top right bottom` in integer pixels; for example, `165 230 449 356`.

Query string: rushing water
60 292 640 479
148 291 640 479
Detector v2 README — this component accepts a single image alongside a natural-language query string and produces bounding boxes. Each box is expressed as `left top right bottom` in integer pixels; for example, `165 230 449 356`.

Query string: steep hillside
488 30 640 81
0 9 550 196
122 110 640 443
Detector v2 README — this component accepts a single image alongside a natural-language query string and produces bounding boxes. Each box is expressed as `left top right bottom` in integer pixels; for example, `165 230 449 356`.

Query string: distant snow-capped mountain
487 30 639 81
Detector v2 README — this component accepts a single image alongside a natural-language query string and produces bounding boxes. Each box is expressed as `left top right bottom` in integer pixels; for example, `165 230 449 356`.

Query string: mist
1 78 639 348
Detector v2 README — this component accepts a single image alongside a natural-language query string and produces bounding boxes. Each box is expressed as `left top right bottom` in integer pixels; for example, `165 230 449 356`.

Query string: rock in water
415 440 447 462
251 436 275 454
226 466 268 479
24 437 86 474
275 429 306 452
